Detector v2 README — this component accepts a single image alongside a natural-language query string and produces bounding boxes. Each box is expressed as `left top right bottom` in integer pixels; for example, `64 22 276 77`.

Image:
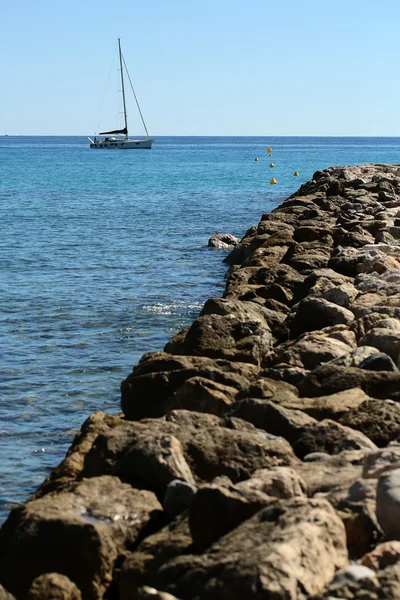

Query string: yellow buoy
293 171 299 176
267 147 272 152
254 157 259 161
269 163 275 168
270 178 277 185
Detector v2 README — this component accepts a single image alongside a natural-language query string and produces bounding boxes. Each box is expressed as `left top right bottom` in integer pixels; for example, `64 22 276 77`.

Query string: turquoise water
2 136 400 522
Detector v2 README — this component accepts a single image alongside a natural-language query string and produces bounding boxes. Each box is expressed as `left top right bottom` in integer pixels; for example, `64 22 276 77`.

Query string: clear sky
1 0 399 136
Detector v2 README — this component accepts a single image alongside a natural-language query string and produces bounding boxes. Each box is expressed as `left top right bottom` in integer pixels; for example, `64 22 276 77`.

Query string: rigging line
121 52 150 138
93 43 118 133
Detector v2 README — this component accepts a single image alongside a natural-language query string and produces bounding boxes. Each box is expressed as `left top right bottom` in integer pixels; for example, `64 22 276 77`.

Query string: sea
2 135 400 523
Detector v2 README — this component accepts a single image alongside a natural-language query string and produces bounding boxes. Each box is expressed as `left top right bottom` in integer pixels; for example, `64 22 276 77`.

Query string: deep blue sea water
2 135 400 523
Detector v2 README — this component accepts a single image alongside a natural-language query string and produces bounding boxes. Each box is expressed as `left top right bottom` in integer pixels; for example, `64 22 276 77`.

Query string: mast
118 38 128 139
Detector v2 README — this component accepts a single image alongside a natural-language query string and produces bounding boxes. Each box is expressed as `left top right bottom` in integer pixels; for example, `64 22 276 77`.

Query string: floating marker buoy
269 163 275 168
267 147 272 152
293 171 299 176
268 153 273 156
254 157 259 161
270 178 277 185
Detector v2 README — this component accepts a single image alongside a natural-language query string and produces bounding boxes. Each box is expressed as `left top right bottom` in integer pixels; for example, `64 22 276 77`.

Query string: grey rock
328 346 382 368
359 352 399 371
376 468 400 538
208 233 239 249
363 446 400 479
163 479 197 518
330 565 377 591
136 586 180 600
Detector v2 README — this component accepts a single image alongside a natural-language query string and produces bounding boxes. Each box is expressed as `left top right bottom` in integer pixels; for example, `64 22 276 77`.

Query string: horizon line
4 134 400 138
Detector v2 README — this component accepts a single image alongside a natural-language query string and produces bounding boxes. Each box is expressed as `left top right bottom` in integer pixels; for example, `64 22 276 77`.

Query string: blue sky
1 0 399 136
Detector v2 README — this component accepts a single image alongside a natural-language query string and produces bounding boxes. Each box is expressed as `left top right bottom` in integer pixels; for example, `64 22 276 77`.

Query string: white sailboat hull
89 138 152 149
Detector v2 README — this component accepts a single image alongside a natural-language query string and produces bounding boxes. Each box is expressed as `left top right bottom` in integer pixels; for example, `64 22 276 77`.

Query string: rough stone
295 450 367 495
376 469 400 538
189 478 273 548
0 585 15 600
208 233 239 249
363 446 400 479
0 476 162 600
156 497 348 600
27 573 82 600
338 400 400 447
361 541 400 571
316 479 381 559
118 514 192 599
290 297 355 338
121 353 259 420
163 480 197 518
272 330 354 371
83 410 298 486
299 364 400 399
276 388 369 420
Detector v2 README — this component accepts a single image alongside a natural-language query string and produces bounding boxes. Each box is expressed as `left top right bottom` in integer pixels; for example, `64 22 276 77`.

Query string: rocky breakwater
4 164 400 599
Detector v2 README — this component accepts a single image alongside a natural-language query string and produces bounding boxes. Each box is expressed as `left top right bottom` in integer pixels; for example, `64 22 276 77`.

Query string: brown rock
157 497 348 600
271 330 354 371
171 376 237 415
113 433 196 488
317 479 381 559
32 412 124 499
164 312 273 365
363 446 400 479
83 410 298 486
292 419 377 459
295 450 366 495
361 541 400 571
0 584 15 600
0 476 162 600
189 478 272 548
237 374 299 402
230 395 314 434
278 388 369 420
339 399 400 446
121 353 258 420
299 364 400 399
238 466 307 498
118 514 191 600
27 573 82 600
290 297 355 338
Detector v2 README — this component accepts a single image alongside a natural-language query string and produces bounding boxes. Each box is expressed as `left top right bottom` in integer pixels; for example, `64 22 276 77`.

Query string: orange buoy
267 147 272 152
270 178 277 185
293 171 299 176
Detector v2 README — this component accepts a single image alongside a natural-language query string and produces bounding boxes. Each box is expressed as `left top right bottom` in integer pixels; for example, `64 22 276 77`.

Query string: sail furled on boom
99 127 127 135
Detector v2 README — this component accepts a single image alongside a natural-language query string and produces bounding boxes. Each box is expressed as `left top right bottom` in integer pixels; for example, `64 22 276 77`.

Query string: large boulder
82 410 298 486
299 364 400 399
290 297 355 338
338 399 400 446
156 497 348 600
26 573 82 600
0 476 162 600
376 469 400 539
121 353 259 420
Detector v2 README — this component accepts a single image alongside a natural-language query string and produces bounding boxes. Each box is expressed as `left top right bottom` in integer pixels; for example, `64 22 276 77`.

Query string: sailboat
88 39 153 149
